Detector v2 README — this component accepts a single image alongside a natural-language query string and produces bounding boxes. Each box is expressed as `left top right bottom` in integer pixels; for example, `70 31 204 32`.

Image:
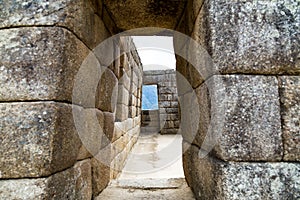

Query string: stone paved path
96 133 195 199
95 178 195 200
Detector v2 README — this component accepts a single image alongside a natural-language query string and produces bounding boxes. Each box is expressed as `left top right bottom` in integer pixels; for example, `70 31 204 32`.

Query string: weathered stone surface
93 35 117 67
116 104 129 122
0 178 47 199
74 108 104 160
102 5 119 35
183 75 283 161
73 160 93 200
279 76 300 161
111 134 128 160
0 27 89 102
179 91 200 148
114 122 126 141
92 148 111 197
95 181 195 200
119 70 131 91
103 0 186 32
72 51 105 109
96 69 118 112
77 145 92 162
117 85 130 105
183 142 300 200
0 102 81 178
195 0 300 75
0 159 92 200
0 0 109 48
103 112 115 143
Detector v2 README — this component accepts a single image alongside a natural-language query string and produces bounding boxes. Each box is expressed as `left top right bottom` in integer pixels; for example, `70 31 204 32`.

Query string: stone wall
175 0 300 199
143 70 180 134
141 110 160 133
1 0 299 199
111 37 143 179
0 0 142 199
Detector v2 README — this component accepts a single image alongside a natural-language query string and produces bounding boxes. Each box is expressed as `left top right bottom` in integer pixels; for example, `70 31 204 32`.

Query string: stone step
110 178 186 189
95 178 195 200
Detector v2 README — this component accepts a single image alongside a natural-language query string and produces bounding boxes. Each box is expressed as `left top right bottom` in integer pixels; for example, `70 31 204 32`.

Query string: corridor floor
95 133 195 200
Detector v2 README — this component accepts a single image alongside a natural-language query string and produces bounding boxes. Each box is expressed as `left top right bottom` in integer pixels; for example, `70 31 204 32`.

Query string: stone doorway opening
99 36 191 198
118 36 184 179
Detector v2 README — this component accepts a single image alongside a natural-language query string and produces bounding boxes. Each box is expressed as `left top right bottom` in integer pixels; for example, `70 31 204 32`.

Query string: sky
132 36 176 71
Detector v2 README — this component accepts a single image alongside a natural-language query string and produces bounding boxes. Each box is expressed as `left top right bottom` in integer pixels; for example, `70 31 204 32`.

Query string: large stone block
96 69 118 112
114 121 126 141
194 0 300 75
279 76 300 161
119 70 131 91
102 0 186 31
117 85 130 105
0 159 92 200
73 159 93 200
0 27 89 102
102 112 115 143
0 102 81 178
182 75 283 161
111 134 129 161
0 0 109 49
74 108 104 160
116 104 129 122
92 147 111 197
183 142 300 200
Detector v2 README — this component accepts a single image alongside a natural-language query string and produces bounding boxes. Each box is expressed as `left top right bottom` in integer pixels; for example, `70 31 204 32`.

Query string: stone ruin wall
175 0 300 199
0 0 299 199
143 70 180 134
0 0 143 199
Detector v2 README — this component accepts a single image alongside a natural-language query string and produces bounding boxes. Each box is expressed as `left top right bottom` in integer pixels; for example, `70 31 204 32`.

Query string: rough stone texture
117 85 130 105
0 27 90 103
0 159 92 200
0 0 109 49
93 37 143 182
96 69 118 113
110 125 140 179
74 108 104 160
182 75 283 161
279 76 300 161
194 0 300 75
183 142 300 200
0 2 142 198
175 1 300 199
102 0 186 32
95 179 195 200
0 102 81 178
103 112 115 144
73 160 93 200
92 148 111 197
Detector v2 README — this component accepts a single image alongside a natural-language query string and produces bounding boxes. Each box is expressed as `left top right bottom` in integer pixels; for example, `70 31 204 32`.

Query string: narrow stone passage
96 133 195 199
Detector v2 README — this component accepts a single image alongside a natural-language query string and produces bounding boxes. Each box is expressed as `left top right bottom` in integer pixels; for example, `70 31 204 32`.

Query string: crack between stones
115 186 180 190
174 0 189 31
0 164 77 181
0 25 93 52
276 75 286 162
185 140 293 164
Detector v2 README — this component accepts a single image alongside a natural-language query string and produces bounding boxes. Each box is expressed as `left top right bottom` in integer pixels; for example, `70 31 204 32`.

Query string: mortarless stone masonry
175 0 300 199
0 0 299 199
143 70 180 134
0 0 143 198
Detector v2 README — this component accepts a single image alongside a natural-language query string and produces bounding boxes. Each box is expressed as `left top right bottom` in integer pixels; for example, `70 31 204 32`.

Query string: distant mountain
142 85 159 110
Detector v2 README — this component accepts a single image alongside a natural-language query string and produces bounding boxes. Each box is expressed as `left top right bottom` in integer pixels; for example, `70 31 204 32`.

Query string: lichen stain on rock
147 0 183 17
